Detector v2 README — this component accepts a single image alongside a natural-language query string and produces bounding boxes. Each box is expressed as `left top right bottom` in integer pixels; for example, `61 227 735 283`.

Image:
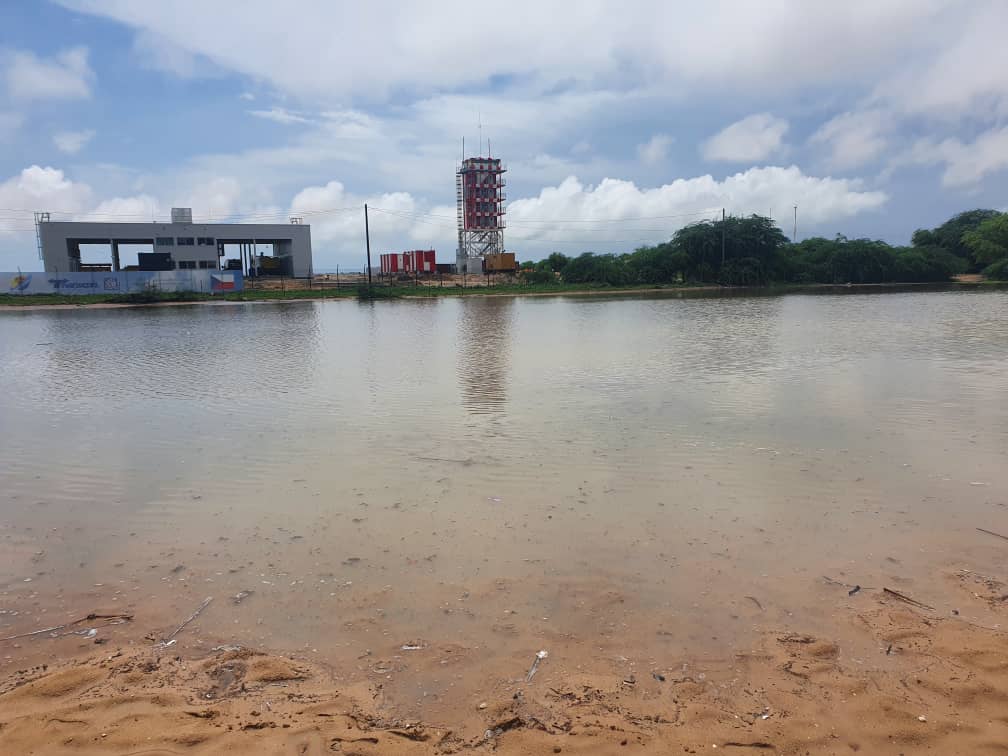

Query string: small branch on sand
161 597 213 644
0 613 133 643
883 588 935 611
976 527 1008 542
744 596 764 611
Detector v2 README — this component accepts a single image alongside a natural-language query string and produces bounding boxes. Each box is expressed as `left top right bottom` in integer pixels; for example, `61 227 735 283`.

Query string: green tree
546 252 570 272
912 209 1000 270
560 252 630 285
520 268 555 284
962 213 1008 267
627 242 688 284
982 258 1008 280
670 215 788 283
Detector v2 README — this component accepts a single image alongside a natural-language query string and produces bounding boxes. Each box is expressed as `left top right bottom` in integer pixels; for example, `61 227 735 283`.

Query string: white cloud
239 91 255 101
53 129 96 154
507 167 886 248
289 180 418 247
3 46 93 101
0 166 93 233
893 126 1008 188
130 29 220 78
809 110 889 170
702 113 789 163
91 194 159 221
637 134 673 165
872 3 1008 119
249 107 314 125
54 1 960 101
177 177 246 220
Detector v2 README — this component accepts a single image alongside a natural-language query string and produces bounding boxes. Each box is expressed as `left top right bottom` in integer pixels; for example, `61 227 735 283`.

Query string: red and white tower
456 154 506 273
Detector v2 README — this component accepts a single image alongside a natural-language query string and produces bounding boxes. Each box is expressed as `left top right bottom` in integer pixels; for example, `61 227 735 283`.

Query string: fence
4 270 243 295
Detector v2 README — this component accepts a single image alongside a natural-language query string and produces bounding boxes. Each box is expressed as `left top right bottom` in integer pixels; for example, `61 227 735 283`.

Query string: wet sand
2 574 1006 754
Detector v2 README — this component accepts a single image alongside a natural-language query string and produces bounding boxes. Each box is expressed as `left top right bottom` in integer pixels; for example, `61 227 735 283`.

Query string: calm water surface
1 290 1006 717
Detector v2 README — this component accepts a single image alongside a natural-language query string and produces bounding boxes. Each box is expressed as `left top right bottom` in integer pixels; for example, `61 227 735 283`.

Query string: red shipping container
381 250 436 274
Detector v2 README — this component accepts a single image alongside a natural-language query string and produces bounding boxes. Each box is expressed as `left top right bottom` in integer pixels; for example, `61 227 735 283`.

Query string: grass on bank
1 278 1004 308
0 280 694 306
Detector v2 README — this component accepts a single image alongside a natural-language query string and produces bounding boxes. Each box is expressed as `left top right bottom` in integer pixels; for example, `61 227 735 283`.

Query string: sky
1 0 1007 271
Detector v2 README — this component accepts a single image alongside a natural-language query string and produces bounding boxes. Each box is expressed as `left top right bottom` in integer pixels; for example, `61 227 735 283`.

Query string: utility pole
793 205 798 243
364 203 373 290
721 208 726 266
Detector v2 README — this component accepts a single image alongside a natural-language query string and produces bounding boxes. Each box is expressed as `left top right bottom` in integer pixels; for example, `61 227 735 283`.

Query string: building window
176 237 194 246
198 260 215 269
197 237 216 246
177 260 196 269
156 237 174 246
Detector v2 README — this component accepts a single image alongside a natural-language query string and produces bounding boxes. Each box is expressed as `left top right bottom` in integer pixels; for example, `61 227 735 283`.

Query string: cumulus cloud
289 180 419 250
702 114 789 163
893 126 1008 188
177 177 246 220
249 107 314 125
809 110 889 170
637 134 673 165
508 167 886 247
53 129 96 154
91 195 159 220
0 166 93 233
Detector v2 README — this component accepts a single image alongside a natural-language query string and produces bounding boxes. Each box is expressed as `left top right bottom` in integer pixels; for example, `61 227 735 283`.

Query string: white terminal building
37 208 313 278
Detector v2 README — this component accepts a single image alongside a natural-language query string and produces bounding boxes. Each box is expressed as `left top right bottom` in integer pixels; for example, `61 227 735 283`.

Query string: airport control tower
456 155 506 274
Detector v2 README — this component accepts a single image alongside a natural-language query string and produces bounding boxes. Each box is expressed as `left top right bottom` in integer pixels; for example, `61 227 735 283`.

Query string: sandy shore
2 574 1006 755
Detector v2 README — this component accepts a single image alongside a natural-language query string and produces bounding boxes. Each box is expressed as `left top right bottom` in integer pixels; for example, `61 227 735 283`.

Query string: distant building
37 209 313 278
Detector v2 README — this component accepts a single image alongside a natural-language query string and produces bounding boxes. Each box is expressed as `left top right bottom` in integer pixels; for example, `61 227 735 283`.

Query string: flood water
1 290 1006 720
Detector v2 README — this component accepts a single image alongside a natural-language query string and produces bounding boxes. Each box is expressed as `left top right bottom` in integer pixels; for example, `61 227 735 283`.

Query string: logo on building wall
103 277 120 291
9 274 31 292
48 278 98 290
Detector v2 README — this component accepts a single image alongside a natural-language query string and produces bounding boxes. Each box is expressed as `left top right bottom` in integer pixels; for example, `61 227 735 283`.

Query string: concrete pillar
111 240 120 272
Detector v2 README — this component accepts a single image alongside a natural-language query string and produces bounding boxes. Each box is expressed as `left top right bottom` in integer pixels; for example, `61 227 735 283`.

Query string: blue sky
2 0 1007 271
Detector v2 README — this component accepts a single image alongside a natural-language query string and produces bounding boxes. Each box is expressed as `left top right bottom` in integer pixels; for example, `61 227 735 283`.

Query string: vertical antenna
793 205 798 242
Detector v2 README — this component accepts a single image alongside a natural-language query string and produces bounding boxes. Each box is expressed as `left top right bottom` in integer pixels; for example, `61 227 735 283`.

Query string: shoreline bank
2 280 1005 311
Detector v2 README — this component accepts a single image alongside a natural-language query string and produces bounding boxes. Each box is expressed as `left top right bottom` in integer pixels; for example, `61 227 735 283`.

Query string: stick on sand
162 597 213 643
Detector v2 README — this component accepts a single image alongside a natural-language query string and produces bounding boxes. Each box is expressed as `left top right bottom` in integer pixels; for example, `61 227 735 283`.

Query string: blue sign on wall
4 271 243 295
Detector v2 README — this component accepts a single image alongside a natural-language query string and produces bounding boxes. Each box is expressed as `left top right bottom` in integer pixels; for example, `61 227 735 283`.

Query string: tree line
518 209 1008 286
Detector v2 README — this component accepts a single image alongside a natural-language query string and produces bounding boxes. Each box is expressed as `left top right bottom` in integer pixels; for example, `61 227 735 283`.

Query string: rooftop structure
36 209 313 278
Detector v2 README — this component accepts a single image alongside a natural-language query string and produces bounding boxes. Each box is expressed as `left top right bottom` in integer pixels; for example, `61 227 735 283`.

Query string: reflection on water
1 290 1007 720
456 297 514 414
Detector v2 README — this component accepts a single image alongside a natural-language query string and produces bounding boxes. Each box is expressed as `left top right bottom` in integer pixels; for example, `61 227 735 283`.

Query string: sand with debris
2 578 1006 755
